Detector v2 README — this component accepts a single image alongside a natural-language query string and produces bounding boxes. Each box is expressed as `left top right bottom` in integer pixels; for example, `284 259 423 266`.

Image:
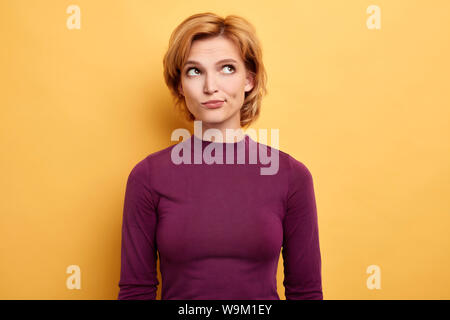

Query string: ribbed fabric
118 134 323 300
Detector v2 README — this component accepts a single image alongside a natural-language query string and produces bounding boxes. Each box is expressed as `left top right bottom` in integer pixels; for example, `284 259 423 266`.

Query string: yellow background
1 0 449 299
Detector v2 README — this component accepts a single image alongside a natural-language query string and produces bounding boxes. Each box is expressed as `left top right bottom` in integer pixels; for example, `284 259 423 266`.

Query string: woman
118 12 323 300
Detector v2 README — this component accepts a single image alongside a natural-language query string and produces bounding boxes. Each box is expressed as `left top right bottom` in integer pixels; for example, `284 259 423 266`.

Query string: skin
178 35 255 143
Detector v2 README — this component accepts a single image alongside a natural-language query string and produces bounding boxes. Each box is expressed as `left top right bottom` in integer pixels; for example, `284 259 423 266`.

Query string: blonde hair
162 12 268 129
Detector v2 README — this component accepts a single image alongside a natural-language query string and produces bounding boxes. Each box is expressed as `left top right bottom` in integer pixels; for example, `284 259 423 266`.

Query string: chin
198 116 228 125
196 112 229 124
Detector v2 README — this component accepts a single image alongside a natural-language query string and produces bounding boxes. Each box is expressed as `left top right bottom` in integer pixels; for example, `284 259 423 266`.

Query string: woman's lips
202 100 224 109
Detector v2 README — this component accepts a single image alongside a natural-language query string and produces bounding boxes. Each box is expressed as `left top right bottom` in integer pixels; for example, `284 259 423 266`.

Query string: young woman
118 12 323 300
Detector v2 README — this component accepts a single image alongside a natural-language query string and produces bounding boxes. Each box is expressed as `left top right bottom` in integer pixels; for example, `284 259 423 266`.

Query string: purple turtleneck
117 134 323 300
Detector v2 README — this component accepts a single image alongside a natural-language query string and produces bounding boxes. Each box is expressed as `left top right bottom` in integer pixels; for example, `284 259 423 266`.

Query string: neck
193 121 245 143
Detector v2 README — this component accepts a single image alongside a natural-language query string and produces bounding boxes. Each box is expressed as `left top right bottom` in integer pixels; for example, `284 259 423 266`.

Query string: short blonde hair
162 12 268 129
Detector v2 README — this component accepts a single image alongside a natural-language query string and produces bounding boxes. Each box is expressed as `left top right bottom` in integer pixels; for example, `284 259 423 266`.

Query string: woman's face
178 35 254 131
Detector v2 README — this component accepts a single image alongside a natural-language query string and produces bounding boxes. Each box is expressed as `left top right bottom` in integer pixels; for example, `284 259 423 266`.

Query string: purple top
117 134 323 300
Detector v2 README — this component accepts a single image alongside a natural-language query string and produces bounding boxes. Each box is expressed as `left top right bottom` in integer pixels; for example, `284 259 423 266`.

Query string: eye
186 67 200 76
222 64 235 73
185 64 236 76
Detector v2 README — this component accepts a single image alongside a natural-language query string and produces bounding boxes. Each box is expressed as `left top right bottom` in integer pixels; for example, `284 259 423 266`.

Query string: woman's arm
282 156 323 300
118 160 159 300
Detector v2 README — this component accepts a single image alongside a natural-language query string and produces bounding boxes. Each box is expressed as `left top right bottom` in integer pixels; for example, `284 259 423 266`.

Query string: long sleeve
282 156 323 300
117 159 159 300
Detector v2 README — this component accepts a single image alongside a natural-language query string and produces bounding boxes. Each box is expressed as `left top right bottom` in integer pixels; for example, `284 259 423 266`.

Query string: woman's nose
203 74 218 93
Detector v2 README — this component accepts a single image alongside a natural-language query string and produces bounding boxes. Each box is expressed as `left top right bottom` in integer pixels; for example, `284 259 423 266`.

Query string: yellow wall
1 0 449 299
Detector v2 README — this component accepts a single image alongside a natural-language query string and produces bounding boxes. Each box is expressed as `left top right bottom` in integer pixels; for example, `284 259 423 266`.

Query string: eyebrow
183 58 238 68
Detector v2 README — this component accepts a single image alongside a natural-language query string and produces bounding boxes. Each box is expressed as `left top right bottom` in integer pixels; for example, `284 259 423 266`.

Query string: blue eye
186 65 235 76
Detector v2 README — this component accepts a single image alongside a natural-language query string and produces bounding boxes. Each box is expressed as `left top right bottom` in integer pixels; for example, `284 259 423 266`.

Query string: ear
244 71 255 92
178 83 184 97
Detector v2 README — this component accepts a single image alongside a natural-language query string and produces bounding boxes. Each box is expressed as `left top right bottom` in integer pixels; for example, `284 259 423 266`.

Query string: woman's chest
155 170 286 263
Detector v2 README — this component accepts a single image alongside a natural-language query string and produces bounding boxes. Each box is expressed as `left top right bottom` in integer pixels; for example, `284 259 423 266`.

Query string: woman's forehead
187 36 241 59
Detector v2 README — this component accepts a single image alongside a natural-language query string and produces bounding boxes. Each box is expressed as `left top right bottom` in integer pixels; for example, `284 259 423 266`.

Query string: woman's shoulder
145 143 177 163
264 141 313 182
283 152 314 190
286 153 312 175
128 143 177 178
252 137 311 173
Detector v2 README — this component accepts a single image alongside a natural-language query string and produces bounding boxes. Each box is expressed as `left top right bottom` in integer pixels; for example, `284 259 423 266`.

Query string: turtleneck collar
191 133 250 146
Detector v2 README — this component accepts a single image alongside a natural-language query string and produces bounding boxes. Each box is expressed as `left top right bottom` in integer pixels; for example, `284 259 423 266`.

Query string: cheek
182 82 201 99
222 78 246 98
